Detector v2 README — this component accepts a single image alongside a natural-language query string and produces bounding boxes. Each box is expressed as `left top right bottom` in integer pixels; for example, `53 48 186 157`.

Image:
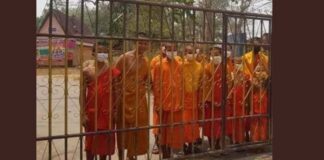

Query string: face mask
196 49 200 54
227 51 232 58
96 53 108 62
211 56 222 64
166 51 177 59
186 54 194 61
161 46 166 54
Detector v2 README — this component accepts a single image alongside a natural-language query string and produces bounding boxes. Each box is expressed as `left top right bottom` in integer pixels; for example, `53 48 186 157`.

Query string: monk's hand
154 106 160 112
113 111 117 122
82 115 88 128
214 102 221 108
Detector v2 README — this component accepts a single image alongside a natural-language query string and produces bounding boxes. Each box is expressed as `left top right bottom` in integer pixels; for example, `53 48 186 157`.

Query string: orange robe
242 51 269 142
182 60 203 143
153 57 184 149
202 61 234 139
231 83 245 144
150 54 162 136
251 90 268 142
84 67 120 155
115 51 149 157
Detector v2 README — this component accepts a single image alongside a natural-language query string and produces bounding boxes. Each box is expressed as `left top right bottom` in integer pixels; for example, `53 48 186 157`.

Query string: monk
230 64 246 144
153 43 183 159
115 33 150 160
81 44 120 160
150 43 167 154
182 45 203 155
242 38 269 143
201 44 233 149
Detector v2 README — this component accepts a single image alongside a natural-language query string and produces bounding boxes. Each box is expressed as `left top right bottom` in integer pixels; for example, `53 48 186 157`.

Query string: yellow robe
182 59 203 143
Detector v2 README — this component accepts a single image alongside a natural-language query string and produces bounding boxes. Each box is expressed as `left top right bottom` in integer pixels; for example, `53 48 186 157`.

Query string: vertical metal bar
260 20 263 39
193 10 196 42
170 41 174 158
259 19 264 143
48 0 53 159
80 0 85 159
252 19 255 40
134 6 140 159
221 13 228 150
212 12 215 42
182 9 185 41
243 18 246 53
234 17 237 43
210 47 215 151
108 41 113 160
203 11 206 41
135 41 139 160
160 7 164 38
146 39 151 160
268 19 272 143
123 3 127 38
149 5 152 37
64 1 69 159
93 1 99 158
158 42 163 160
201 45 206 151
171 8 175 40
121 3 127 160
109 0 113 36
191 10 196 153
136 4 139 36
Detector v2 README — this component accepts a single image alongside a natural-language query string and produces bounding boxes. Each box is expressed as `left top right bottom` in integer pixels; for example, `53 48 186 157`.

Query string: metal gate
36 0 272 159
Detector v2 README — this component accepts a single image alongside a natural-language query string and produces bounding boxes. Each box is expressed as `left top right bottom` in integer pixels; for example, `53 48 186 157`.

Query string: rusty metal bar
203 11 206 41
109 0 113 35
158 42 163 160
48 0 54 159
193 10 196 42
37 113 270 141
212 12 215 42
93 2 99 159
160 6 163 38
121 3 127 159
221 13 228 150
98 0 272 18
64 1 69 160
149 5 152 37
79 1 85 159
38 33 272 46
268 19 272 143
146 39 151 160
182 9 186 40
108 41 113 160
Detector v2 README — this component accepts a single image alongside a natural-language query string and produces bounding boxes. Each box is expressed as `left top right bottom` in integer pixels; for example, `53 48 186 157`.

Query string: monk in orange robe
182 45 203 154
81 44 120 160
242 38 269 143
153 43 183 159
201 44 234 149
115 33 150 160
229 65 246 144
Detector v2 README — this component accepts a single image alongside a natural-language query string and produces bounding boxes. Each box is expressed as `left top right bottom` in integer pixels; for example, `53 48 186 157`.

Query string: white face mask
210 56 222 64
227 51 232 58
186 54 195 61
196 49 200 54
161 46 166 54
166 51 177 59
96 53 108 62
